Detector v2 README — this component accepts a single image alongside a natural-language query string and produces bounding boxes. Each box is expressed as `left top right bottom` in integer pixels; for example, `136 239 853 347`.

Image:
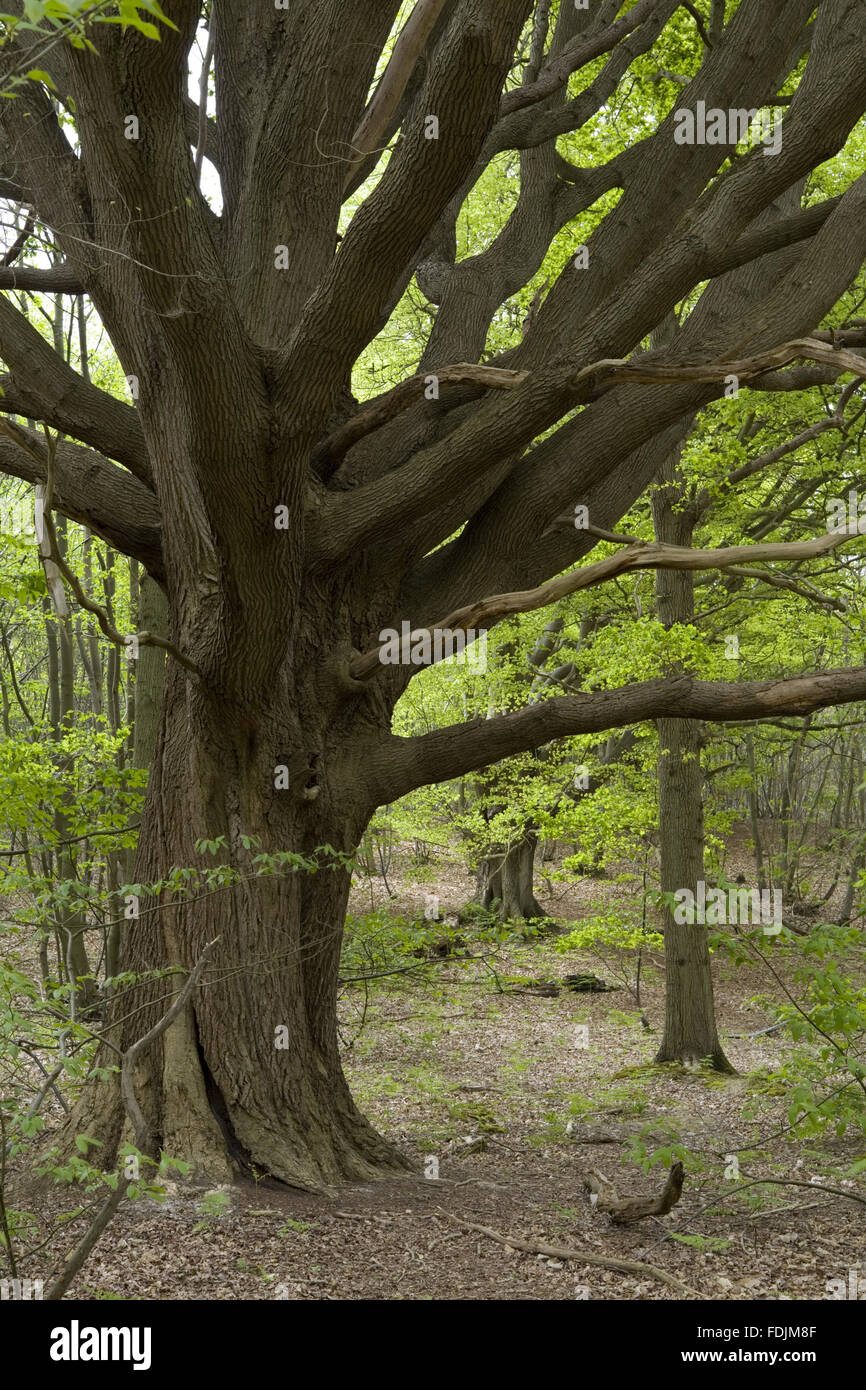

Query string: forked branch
315 363 528 469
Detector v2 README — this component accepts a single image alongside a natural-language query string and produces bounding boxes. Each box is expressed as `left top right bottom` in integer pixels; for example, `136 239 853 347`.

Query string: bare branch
350 530 859 680
438 1209 698 1298
571 337 866 390
700 565 846 613
343 0 451 192
679 1 714 48
0 264 83 293
0 213 34 268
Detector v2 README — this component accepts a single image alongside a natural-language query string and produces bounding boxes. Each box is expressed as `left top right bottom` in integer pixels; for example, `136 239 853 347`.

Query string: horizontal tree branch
571 337 866 390
0 293 150 485
372 665 866 803
0 264 84 293
0 425 163 580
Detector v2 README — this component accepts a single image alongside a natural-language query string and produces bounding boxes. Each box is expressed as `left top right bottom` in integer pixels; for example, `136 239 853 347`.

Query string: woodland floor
6 838 866 1301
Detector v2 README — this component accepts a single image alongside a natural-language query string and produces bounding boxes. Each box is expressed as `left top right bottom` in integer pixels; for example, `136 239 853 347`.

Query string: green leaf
26 68 57 90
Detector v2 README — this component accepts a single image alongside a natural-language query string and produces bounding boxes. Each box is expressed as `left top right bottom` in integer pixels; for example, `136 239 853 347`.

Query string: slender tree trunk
746 733 768 894
651 446 732 1071
654 714 732 1070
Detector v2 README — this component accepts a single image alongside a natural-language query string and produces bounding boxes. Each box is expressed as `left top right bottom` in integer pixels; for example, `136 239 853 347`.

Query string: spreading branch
0 426 163 578
499 0 667 118
0 292 150 484
571 337 866 390
315 363 528 469
350 530 859 680
369 665 866 804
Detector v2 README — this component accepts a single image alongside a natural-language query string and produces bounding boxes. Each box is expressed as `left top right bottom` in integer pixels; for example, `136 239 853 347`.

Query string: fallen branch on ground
437 1208 699 1298
585 1161 685 1224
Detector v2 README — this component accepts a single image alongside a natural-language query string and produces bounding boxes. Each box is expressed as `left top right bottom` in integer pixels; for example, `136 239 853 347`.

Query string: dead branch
572 336 866 390
438 1209 699 1298
350 529 860 679
585 1161 685 1224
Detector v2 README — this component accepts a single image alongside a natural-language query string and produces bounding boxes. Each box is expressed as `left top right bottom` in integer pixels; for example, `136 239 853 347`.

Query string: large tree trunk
500 831 545 920
72 662 410 1190
476 829 545 920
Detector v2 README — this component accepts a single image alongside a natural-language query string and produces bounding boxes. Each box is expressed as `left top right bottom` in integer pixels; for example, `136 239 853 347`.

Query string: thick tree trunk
71 663 410 1190
476 830 544 920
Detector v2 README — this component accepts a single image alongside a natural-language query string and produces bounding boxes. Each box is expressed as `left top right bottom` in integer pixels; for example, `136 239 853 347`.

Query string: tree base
54 1042 413 1194
653 1043 736 1074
